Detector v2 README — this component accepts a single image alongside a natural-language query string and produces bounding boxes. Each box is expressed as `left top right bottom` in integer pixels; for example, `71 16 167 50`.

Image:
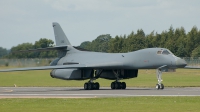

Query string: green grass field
0 97 200 112
0 67 200 87
0 67 200 112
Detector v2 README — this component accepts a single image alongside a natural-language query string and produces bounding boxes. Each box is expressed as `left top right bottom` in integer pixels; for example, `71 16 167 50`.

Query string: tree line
0 38 57 58
0 26 200 58
80 26 200 57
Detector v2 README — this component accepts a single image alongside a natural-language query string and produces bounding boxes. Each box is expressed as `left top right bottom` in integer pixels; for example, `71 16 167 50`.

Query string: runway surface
0 87 200 98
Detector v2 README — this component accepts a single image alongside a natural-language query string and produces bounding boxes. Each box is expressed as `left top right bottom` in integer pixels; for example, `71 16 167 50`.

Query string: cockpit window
157 49 172 55
162 50 170 55
157 51 162 54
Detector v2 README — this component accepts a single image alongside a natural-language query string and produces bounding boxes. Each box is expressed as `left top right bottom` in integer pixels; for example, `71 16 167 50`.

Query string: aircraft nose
176 58 187 68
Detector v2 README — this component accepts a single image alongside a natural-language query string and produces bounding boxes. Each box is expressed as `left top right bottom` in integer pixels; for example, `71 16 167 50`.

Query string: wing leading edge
0 64 86 72
0 62 124 72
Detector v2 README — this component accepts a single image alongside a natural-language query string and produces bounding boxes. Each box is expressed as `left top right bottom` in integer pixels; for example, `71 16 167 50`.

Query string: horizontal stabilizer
11 46 68 53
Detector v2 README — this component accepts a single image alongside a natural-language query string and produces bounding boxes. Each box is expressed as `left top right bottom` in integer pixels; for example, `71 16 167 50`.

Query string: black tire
160 84 164 90
122 82 126 89
115 82 120 89
119 82 122 89
84 83 88 90
111 82 115 89
95 82 100 90
156 84 160 90
88 83 93 90
92 83 96 89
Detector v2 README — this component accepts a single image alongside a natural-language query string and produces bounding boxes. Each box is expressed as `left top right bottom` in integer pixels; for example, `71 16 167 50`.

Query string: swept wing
0 62 124 72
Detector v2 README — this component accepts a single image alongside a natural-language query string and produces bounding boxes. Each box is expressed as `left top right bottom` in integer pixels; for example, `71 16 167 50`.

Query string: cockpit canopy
157 49 173 55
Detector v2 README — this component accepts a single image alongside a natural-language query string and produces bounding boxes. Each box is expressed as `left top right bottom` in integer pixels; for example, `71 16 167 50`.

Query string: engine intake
50 69 92 80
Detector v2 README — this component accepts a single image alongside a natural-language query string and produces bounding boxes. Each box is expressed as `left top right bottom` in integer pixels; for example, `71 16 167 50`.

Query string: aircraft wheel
84 83 88 90
156 84 160 90
121 82 126 89
115 82 120 89
119 82 122 89
88 83 93 90
160 84 164 90
94 82 100 90
111 82 115 89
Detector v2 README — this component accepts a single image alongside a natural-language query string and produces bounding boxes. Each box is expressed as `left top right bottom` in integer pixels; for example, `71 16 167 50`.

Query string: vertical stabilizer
53 22 71 46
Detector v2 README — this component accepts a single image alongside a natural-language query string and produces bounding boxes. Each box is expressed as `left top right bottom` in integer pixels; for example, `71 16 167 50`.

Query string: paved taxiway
0 87 200 98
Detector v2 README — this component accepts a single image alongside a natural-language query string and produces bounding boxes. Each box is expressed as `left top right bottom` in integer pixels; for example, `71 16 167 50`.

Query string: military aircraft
0 22 188 90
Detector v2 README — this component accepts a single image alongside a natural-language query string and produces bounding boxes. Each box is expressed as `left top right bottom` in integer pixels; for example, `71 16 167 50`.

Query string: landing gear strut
111 70 126 89
156 69 164 90
84 69 102 90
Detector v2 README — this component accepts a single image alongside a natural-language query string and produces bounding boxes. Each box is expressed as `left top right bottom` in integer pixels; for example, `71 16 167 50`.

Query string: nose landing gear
156 69 164 90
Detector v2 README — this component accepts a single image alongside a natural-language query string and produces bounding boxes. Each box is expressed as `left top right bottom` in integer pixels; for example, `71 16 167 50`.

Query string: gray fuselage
57 47 186 69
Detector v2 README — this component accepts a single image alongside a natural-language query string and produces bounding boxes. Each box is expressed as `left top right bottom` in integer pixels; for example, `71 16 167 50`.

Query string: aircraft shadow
2 87 158 93
9 88 156 93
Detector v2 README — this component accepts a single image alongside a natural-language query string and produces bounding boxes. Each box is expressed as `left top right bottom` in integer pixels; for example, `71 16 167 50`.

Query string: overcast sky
0 0 200 49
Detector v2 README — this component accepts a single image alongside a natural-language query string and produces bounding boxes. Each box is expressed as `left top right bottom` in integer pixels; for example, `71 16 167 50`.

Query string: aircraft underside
50 69 138 89
50 68 166 90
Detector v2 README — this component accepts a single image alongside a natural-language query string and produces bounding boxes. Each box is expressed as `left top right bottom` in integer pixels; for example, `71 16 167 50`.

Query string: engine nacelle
100 69 138 80
50 69 92 80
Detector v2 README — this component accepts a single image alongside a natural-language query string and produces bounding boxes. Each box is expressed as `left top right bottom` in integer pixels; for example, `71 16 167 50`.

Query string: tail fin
53 22 71 46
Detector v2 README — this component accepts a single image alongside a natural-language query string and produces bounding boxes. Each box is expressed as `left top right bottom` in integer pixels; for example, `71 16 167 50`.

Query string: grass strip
0 69 200 87
0 97 200 112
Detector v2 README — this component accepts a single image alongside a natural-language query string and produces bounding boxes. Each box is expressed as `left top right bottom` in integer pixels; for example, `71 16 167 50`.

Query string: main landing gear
111 70 126 89
84 82 100 90
156 69 164 90
83 69 127 90
111 81 126 89
84 70 102 90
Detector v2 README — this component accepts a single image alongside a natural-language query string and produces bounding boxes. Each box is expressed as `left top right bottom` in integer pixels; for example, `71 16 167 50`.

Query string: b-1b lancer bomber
0 23 188 90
